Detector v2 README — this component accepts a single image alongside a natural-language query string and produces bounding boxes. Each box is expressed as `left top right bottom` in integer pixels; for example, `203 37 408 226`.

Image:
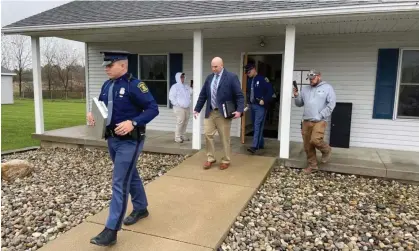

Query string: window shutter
127 54 139 78
372 49 399 119
169 53 183 108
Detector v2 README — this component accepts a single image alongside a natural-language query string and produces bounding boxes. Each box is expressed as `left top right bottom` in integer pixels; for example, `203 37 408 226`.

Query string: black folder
222 101 237 119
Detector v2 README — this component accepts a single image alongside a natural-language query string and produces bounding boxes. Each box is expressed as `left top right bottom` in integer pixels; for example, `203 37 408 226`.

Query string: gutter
2 2 419 34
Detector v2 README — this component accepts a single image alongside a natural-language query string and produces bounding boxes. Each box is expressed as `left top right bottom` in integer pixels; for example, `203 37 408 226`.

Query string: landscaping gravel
1 147 184 251
221 165 419 251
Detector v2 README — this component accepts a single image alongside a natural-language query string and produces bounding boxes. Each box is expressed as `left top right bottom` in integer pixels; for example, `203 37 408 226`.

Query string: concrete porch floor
33 125 419 182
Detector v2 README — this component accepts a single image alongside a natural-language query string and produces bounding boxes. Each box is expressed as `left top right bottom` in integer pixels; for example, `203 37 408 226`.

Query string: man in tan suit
193 57 245 170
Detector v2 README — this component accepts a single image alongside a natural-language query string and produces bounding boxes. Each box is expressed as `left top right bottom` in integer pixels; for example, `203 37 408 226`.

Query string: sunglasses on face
307 74 318 80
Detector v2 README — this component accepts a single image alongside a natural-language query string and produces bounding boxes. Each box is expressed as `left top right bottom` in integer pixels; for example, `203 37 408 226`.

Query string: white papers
91 97 108 139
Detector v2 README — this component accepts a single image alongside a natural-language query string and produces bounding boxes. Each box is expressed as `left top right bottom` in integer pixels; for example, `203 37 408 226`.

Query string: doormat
246 129 278 138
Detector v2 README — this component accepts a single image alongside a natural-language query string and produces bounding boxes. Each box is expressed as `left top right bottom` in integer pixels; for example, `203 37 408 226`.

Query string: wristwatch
132 121 137 127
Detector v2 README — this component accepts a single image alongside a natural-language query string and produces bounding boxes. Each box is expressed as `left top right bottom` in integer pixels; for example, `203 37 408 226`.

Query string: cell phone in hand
293 81 298 91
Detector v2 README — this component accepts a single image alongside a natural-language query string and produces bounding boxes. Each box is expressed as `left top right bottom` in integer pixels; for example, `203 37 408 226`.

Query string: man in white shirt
169 72 192 143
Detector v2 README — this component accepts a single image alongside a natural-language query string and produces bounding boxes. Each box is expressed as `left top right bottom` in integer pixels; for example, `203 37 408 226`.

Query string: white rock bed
1 148 184 251
221 166 419 251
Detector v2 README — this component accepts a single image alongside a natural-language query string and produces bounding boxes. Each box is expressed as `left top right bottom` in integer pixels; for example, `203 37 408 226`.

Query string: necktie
211 74 219 109
250 78 255 103
106 81 114 126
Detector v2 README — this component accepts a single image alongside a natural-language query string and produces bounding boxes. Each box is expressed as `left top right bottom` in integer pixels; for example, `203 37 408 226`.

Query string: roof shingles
4 0 410 28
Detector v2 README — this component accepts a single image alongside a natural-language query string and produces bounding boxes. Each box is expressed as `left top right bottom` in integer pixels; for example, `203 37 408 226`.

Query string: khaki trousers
204 110 232 164
173 106 190 141
302 121 331 167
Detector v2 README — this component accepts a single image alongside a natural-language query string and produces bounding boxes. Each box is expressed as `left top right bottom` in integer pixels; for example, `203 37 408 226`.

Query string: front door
240 53 283 143
240 53 248 144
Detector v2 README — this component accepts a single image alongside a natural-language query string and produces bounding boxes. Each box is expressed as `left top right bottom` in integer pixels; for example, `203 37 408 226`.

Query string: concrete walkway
38 150 276 251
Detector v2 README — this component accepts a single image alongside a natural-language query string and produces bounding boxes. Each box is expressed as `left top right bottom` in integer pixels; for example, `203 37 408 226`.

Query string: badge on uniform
256 81 259 87
119 87 125 97
138 82 149 93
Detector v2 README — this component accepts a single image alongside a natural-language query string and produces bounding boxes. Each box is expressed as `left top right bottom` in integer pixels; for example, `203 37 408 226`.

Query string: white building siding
1 75 14 104
292 31 419 152
87 37 283 136
88 31 419 152
87 40 199 134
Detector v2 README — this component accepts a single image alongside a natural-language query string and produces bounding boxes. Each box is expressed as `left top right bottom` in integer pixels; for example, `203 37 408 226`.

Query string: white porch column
192 30 203 150
31 36 44 134
279 25 296 159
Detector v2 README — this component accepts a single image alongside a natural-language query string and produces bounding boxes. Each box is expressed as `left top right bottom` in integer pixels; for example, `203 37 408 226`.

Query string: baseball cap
306 69 321 80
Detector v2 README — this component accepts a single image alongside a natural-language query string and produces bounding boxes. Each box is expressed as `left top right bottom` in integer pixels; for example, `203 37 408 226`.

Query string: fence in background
14 91 86 100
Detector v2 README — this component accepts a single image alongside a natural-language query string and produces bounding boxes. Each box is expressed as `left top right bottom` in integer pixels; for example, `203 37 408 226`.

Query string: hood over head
175 72 185 84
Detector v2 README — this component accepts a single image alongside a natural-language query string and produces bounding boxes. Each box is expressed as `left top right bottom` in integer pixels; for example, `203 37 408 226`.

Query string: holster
105 126 146 141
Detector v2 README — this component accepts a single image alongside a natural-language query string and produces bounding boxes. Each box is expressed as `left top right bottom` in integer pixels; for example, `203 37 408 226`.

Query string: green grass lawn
1 99 86 151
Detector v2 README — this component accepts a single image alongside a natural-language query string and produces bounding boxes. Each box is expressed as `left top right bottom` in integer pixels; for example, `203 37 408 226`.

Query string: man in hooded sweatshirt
169 72 192 143
294 69 336 174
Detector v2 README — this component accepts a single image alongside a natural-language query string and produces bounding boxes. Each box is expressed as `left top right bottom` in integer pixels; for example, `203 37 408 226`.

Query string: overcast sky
1 0 72 27
1 0 84 50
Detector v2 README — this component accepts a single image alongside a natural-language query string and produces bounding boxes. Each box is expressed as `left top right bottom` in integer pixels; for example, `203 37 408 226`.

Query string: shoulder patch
264 77 270 83
137 82 149 93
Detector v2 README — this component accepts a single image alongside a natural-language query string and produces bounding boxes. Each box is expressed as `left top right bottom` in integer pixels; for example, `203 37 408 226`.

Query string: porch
33 126 419 182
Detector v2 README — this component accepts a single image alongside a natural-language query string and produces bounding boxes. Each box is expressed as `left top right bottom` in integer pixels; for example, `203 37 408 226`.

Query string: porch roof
2 0 419 38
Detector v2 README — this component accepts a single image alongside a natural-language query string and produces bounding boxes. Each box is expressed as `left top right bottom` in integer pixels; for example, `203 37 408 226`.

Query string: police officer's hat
306 69 321 80
244 63 256 73
100 50 130 66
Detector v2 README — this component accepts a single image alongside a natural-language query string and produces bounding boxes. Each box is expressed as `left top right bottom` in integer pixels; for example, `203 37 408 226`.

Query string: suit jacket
194 69 245 118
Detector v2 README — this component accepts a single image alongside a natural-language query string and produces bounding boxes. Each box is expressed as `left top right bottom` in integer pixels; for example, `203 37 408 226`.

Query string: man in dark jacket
244 63 273 154
194 57 244 170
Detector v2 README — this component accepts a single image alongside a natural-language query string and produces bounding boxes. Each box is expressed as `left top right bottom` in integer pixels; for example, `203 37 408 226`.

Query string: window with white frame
396 49 419 118
139 55 168 106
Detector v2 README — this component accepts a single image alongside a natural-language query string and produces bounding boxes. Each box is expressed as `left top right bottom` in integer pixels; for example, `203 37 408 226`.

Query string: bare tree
1 34 12 70
3 35 32 97
41 37 58 93
55 43 80 98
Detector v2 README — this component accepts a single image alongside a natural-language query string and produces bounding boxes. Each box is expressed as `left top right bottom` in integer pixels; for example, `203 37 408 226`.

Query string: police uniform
244 64 273 154
90 51 159 246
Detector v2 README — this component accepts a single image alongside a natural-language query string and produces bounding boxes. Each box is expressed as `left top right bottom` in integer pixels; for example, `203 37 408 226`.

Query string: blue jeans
251 104 267 149
105 137 147 230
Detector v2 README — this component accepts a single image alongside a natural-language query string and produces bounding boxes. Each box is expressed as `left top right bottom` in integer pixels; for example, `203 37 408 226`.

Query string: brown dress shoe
219 163 230 170
203 161 216 169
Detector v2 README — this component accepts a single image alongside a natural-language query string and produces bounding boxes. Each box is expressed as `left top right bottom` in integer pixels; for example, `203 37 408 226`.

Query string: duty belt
105 126 146 141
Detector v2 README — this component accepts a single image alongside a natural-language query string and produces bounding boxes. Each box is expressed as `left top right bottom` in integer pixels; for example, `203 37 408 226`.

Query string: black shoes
90 228 117 246
247 147 257 154
123 209 149 225
90 209 148 246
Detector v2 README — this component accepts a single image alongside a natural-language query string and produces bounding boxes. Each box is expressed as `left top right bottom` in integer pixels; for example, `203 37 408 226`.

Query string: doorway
240 53 283 143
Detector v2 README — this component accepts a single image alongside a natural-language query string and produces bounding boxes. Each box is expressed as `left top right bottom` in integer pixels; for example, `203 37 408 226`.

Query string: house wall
88 31 419 152
292 31 419 152
1 75 14 104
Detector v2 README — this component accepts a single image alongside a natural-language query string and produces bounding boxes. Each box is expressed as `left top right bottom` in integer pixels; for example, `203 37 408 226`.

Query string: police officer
244 63 273 154
86 51 159 246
